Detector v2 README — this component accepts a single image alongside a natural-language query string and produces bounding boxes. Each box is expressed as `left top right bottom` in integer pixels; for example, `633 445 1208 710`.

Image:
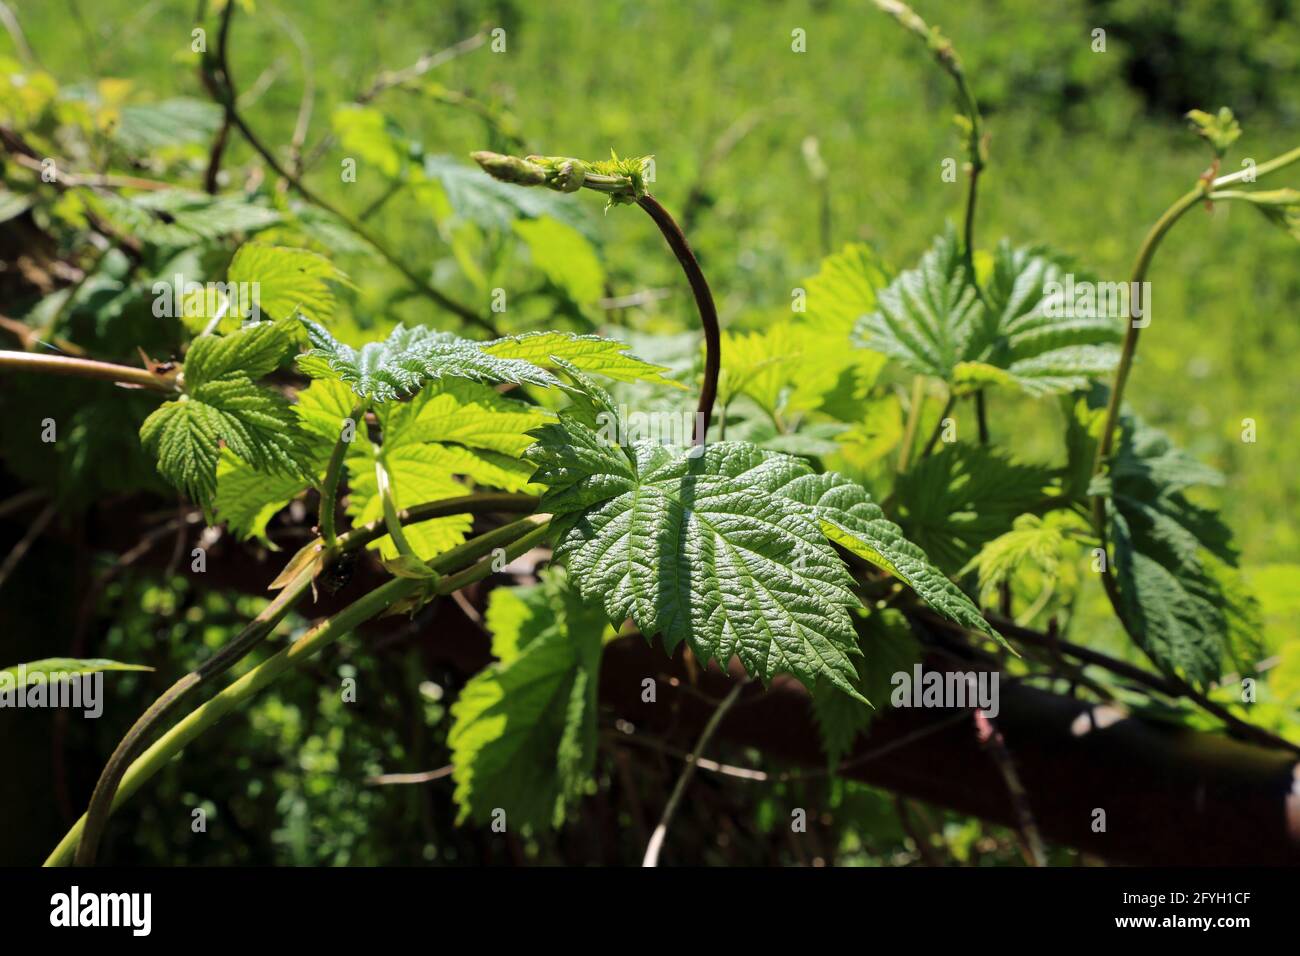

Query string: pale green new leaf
512 217 605 303
483 330 682 389
299 320 558 402
804 242 890 339
227 242 344 323
141 323 309 506
449 569 607 828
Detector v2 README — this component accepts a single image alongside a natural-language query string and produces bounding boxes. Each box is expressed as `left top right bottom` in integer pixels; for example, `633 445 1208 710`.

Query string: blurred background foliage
1 0 1297 865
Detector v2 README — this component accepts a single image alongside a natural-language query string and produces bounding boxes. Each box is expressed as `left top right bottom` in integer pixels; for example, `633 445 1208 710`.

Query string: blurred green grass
8 0 1298 575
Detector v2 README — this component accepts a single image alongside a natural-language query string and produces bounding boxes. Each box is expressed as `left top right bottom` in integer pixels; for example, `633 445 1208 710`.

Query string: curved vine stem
203 3 495 336
635 195 720 446
69 493 539 866
1088 143 1300 626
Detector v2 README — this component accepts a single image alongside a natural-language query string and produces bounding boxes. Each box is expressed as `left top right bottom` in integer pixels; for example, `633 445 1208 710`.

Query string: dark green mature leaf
528 424 865 694
449 569 608 828
299 320 558 402
893 444 1055 575
527 388 999 691
1092 413 1252 685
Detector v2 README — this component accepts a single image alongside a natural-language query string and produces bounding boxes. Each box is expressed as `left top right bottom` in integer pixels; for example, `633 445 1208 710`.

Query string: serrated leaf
528 425 866 694
970 241 1122 395
213 449 312 548
804 242 890 339
854 225 981 381
142 324 309 506
300 320 558 402
0 658 152 686
1095 411 1249 685
227 242 344 323
449 569 607 828
114 98 223 153
483 330 682 389
752 463 1004 645
855 232 1121 395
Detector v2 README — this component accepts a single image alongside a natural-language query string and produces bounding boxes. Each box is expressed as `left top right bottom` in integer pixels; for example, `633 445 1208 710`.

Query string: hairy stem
0 350 179 392
635 195 720 446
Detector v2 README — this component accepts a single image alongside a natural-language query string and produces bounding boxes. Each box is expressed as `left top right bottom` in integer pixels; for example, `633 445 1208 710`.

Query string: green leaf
804 242 890 339
853 226 981 381
1093 412 1250 685
227 242 344 323
141 324 309 506
0 658 152 686
340 380 544 560
528 424 866 695
331 104 408 179
213 449 311 548
299 320 558 402
449 569 607 829
892 444 1055 576
512 217 605 303
963 512 1085 606
1224 188 1300 243
114 98 223 153
483 330 682 389
758 464 1004 645
965 241 1122 395
94 189 280 246
855 233 1121 395
1185 107 1242 156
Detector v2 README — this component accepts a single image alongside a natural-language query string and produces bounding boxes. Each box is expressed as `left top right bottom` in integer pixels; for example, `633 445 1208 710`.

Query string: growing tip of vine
470 150 548 186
